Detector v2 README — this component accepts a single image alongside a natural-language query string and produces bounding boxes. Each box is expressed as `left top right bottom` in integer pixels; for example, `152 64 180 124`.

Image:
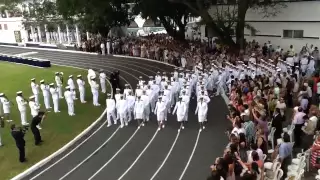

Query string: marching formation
0 69 108 129
106 66 214 131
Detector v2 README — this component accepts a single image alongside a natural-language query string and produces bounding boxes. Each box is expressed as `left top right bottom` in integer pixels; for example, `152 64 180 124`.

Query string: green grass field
0 62 109 180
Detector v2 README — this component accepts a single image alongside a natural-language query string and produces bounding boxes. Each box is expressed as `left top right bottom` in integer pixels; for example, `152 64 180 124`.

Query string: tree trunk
235 1 249 51
159 16 186 41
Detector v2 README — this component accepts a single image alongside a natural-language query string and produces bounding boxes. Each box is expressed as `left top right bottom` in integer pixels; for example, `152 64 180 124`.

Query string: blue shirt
279 142 293 159
300 99 308 110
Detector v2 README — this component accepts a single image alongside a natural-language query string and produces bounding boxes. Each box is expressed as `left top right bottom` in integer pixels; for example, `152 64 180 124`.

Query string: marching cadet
154 96 166 130
123 84 131 98
106 94 116 127
99 70 107 93
160 78 167 91
172 96 187 130
141 90 151 123
67 75 77 100
148 76 154 86
64 86 75 116
195 97 208 131
155 72 162 85
0 93 13 122
90 77 100 106
181 90 190 122
87 69 96 86
163 85 172 114
16 91 28 126
173 68 179 80
76 75 87 103
115 88 121 120
49 83 60 113
215 71 225 96
55 72 64 99
118 95 128 128
29 96 41 129
30 78 40 104
126 91 135 122
40 80 51 111
134 96 144 127
135 84 143 97
146 85 154 111
138 76 144 86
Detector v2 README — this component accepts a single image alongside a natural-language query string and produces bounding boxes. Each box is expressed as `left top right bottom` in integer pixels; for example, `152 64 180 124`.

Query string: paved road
0 46 230 180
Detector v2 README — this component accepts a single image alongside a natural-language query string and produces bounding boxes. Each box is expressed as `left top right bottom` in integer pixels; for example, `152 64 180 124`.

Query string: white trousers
57 85 63 98
92 91 99 105
216 84 225 96
119 112 127 126
107 110 116 125
43 96 51 109
67 102 74 115
34 93 39 104
101 81 106 93
79 88 86 103
52 98 59 112
20 110 27 125
72 90 77 100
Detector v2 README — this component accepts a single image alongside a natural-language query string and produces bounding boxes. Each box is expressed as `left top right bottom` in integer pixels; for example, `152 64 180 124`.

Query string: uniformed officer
126 91 135 122
87 69 96 86
0 93 13 122
99 70 107 93
181 90 190 122
115 88 121 120
141 90 151 123
55 72 64 99
123 84 131 98
16 91 28 126
29 96 41 129
76 75 87 103
40 80 51 111
11 124 26 163
67 75 77 100
49 83 60 113
195 97 208 131
30 78 40 104
172 96 187 130
154 96 166 130
118 95 128 128
31 111 45 145
64 86 75 116
90 77 100 106
134 96 144 127
106 94 116 127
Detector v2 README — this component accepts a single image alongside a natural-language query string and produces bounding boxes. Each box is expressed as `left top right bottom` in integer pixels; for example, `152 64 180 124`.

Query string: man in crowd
11 124 26 163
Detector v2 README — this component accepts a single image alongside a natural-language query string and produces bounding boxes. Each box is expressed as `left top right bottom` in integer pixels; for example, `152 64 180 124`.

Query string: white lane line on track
150 128 181 180
29 65 115 180
58 127 121 180
178 130 201 180
117 129 160 180
88 126 142 180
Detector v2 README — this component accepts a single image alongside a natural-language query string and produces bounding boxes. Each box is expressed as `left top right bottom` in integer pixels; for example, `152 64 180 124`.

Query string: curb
11 65 113 180
0 45 99 56
112 55 177 68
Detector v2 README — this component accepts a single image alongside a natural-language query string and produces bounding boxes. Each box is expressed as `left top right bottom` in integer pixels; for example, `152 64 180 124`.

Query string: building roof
142 19 163 27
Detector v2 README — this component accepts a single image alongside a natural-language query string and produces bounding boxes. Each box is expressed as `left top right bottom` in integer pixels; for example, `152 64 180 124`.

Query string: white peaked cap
66 86 70 89
77 75 82 78
91 77 95 80
0 93 4 96
16 91 22 94
49 83 54 86
29 95 35 99
40 80 45 83
31 78 35 81
69 75 73 78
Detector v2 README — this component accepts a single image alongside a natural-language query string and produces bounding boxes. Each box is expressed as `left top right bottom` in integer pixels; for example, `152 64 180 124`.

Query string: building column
66 25 71 44
57 25 62 44
86 31 90 40
44 24 50 43
37 25 42 43
30 26 36 42
75 25 81 47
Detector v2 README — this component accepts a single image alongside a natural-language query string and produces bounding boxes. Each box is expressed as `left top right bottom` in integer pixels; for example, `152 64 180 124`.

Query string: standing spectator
11 124 26 163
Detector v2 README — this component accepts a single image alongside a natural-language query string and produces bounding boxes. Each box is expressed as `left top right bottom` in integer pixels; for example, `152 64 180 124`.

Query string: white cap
77 75 82 78
66 86 70 89
49 83 54 86
29 95 35 99
31 78 35 81
277 68 281 72
69 75 73 78
0 93 4 96
40 80 45 83
116 88 120 91
91 77 95 80
16 91 22 94
60 72 64 75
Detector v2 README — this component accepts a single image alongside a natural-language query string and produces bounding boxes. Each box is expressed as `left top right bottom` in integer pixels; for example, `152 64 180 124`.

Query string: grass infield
0 62 109 180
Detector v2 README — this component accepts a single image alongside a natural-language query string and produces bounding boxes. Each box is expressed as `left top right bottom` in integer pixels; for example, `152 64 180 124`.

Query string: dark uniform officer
11 124 26 162
31 111 45 145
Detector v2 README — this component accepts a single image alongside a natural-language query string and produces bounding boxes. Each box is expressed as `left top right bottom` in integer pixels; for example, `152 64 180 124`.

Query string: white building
201 0 320 50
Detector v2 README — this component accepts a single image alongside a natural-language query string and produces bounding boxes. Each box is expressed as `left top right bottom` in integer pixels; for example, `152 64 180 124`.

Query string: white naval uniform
16 96 28 125
0 97 10 114
134 99 144 119
64 90 75 116
118 99 128 127
90 80 100 106
87 70 96 86
172 101 186 122
195 101 208 123
29 100 40 117
67 78 77 100
126 95 135 121
154 101 166 121
77 79 86 103
55 75 64 98
141 94 150 121
50 87 60 113
106 98 116 125
115 93 121 119
182 94 190 121
31 82 40 104
40 84 51 109
99 72 107 93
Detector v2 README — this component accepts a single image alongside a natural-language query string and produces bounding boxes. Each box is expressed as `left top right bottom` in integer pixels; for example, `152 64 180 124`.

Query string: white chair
268 121 272 132
265 161 281 179
274 169 283 180
263 154 267 161
287 162 306 177
268 127 276 149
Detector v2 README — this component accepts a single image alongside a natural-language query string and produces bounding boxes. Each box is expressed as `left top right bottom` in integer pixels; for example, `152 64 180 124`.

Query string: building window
3 24 8 30
283 30 303 38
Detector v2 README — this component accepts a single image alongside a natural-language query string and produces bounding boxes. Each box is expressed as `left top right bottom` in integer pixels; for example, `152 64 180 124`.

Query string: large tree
56 0 131 37
132 0 192 41
172 0 286 50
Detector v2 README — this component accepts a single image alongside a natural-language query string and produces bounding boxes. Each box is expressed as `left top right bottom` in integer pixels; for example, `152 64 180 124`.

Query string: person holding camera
31 111 46 146
11 124 26 163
